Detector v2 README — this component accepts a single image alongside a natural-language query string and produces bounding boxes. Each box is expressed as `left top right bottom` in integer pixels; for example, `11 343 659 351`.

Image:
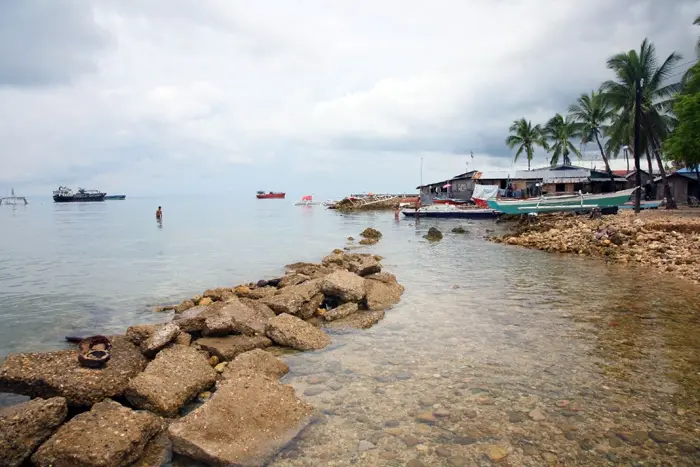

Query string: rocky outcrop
365 273 404 311
424 227 443 241
266 314 331 350
222 349 289 380
31 399 163 467
125 345 216 417
347 255 381 276
359 238 378 245
321 270 366 302
325 309 386 330
323 302 359 321
195 335 272 361
0 336 148 407
140 322 181 357
169 371 312 466
0 397 68 467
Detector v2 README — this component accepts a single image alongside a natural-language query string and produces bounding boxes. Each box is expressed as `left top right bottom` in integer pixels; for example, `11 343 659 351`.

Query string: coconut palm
542 113 582 166
602 38 682 208
505 118 546 170
568 89 616 184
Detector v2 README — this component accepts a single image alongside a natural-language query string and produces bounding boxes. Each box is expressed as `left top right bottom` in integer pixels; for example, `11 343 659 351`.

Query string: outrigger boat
486 187 637 214
294 195 320 206
0 188 28 206
402 205 500 219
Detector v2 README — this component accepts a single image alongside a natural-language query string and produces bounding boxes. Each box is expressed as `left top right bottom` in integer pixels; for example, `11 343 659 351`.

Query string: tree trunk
650 135 677 209
645 151 654 200
632 80 642 213
594 132 615 189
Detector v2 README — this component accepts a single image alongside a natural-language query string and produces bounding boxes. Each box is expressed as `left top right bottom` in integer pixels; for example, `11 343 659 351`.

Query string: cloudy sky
1 0 699 197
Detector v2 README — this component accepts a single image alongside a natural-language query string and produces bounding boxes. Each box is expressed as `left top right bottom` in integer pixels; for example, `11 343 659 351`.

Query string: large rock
135 431 172 467
202 287 234 302
277 273 309 288
323 302 359 321
125 345 216 417
325 309 386 330
266 313 331 350
365 274 404 311
222 349 289 380
298 293 324 320
169 371 312 467
284 262 334 278
239 298 276 318
174 299 195 314
347 255 382 276
125 324 158 346
141 322 181 357
31 399 163 467
243 287 277 300
0 397 68 467
261 291 305 315
195 335 272 361
202 299 272 337
321 270 366 302
172 304 221 333
0 336 148 407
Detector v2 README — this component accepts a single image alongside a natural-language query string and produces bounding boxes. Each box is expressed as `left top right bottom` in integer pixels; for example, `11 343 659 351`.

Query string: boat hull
256 193 286 199
105 195 126 200
53 194 106 202
487 188 636 214
402 209 499 219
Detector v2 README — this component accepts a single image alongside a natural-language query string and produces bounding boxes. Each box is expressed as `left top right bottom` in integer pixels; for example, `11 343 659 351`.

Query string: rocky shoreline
490 210 700 284
0 235 404 466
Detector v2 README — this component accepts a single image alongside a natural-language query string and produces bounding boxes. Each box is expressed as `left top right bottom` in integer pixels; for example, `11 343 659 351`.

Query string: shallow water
2 199 700 466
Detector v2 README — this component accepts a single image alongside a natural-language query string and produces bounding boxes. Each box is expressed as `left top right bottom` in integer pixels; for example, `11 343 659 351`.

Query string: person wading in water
156 206 162 220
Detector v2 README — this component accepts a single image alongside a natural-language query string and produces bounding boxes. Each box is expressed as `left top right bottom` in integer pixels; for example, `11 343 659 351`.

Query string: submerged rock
222 348 289 380
360 227 383 239
169 370 313 467
31 399 163 467
321 270 366 302
196 335 272 361
452 226 468 234
0 397 68 467
365 273 404 311
125 345 216 417
359 238 378 245
423 227 443 241
0 336 147 407
324 309 386 330
266 313 331 350
347 255 382 276
323 302 359 321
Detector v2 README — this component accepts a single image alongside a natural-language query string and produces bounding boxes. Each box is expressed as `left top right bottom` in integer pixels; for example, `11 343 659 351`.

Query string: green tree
602 38 682 209
568 89 616 184
542 113 582 166
505 118 546 170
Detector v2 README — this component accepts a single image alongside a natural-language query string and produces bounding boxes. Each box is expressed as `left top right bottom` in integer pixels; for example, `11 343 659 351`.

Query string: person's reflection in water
157 218 163 229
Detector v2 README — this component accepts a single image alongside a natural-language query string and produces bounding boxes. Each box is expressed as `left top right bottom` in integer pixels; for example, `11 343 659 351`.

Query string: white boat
294 195 320 206
0 188 28 206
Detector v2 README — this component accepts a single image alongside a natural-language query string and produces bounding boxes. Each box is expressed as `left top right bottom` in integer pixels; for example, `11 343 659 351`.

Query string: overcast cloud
1 0 699 197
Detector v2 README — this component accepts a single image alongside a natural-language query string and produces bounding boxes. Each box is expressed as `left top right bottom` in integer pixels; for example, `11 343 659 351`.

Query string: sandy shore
490 208 700 285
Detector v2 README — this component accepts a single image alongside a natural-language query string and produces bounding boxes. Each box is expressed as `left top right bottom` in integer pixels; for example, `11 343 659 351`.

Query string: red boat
256 191 286 199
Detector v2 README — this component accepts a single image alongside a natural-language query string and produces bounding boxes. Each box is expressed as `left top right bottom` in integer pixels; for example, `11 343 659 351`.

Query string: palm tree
505 118 546 170
568 89 616 185
542 113 582 166
602 38 682 209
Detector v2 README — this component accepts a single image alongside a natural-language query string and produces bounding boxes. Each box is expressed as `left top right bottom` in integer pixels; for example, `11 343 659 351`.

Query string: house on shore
612 170 654 189
416 170 478 201
653 170 700 204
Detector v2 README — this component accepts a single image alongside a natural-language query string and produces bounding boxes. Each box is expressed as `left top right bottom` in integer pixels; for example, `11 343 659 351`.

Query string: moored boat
104 195 126 200
294 195 320 206
486 188 637 214
402 205 500 219
53 186 106 203
256 191 286 199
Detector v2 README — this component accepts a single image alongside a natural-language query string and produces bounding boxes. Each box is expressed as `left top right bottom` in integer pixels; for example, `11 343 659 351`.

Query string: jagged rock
195 335 272 361
174 299 195 313
172 304 221 333
261 291 305 315
201 298 273 337
284 262 334 278
140 322 181 357
203 287 234 302
322 250 347 267
169 371 312 467
365 274 404 311
359 238 378 245
222 349 289 380
347 255 381 276
239 298 276 318
0 336 148 407
232 285 251 297
266 313 331 350
175 332 192 346
197 297 213 306
424 227 443 241
321 270 366 302
325 310 386 330
125 324 158 347
360 227 382 239
0 397 68 467
135 431 172 467
277 273 310 288
244 287 277 299
324 302 359 321
125 345 216 417
298 293 324 320
31 400 163 467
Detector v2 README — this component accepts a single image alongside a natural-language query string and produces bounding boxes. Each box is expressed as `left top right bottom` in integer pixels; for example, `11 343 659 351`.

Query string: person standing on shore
156 206 162 220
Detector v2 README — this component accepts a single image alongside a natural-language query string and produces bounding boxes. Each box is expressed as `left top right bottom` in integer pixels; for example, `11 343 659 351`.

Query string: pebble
378 451 397 460
477 396 494 405
485 445 509 462
434 409 450 418
464 410 478 419
564 431 577 440
616 431 648 445
384 428 402 436
528 408 546 421
406 459 425 467
208 356 219 367
453 435 477 445
307 376 326 385
214 362 227 373
556 400 571 408
384 419 400 427
509 411 527 423
404 436 420 447
606 452 619 463
357 440 375 452
304 387 324 396
678 441 698 453
416 444 429 452
197 391 212 401
395 371 412 380
419 398 437 406
448 456 469 467
436 446 451 457
541 452 557 464
579 438 595 451
327 382 343 391
415 411 437 424
356 414 371 424
648 430 671 444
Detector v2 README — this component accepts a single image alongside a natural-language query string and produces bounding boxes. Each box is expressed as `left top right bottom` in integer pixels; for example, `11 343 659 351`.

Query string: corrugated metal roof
542 176 590 184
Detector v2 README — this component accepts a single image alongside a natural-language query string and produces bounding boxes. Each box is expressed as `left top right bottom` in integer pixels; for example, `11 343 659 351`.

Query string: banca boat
486 188 637 214
402 205 500 219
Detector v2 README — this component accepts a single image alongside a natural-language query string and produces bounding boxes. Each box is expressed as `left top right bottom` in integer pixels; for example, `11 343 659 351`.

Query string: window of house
555 183 566 192
500 180 507 189
573 183 583 192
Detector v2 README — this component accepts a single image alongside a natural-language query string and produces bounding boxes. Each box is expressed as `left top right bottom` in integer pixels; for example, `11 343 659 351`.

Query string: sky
1 1 699 198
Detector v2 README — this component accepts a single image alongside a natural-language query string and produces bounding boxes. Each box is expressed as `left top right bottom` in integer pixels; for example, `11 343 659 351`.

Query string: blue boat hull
402 209 499 219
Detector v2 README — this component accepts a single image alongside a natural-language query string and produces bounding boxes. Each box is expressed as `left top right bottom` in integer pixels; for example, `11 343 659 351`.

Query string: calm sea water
2 197 700 466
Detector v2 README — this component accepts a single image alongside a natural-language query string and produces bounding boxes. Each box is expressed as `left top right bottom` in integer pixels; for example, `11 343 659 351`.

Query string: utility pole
633 78 642 214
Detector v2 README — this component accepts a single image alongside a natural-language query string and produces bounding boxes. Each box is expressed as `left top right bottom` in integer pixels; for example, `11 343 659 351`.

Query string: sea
2 196 700 466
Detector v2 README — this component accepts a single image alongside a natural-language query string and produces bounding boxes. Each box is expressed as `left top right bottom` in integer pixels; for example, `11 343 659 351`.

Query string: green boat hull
487 188 636 214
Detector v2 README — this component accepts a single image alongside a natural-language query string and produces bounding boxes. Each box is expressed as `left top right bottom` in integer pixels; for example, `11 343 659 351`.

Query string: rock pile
491 210 700 284
0 249 404 466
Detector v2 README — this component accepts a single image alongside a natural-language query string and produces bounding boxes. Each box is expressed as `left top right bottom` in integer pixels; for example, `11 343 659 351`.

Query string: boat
0 188 28 206
486 188 637 214
619 200 662 210
402 205 500 219
433 198 471 206
104 195 126 200
294 195 320 206
53 186 106 202
256 191 286 199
